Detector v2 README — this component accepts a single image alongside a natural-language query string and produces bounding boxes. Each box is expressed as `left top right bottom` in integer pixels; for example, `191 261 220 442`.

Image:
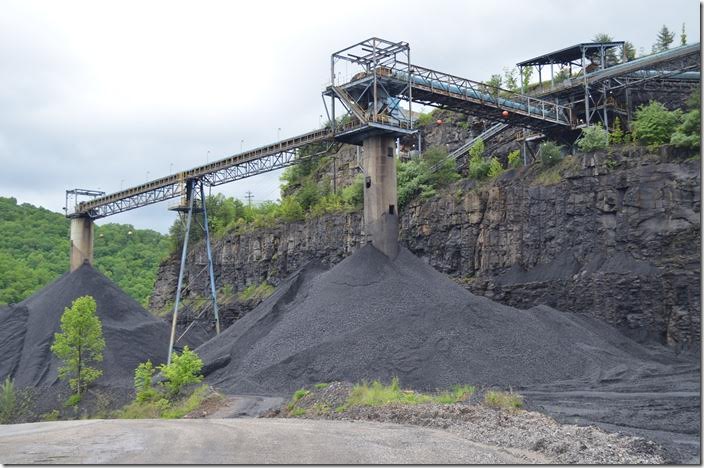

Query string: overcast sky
0 0 699 233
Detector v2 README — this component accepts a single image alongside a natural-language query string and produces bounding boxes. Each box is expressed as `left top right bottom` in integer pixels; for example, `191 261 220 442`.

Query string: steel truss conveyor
68 126 357 219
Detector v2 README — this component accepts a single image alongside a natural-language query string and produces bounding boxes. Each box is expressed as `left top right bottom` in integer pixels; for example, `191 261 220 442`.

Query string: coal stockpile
0 263 173 390
198 244 683 395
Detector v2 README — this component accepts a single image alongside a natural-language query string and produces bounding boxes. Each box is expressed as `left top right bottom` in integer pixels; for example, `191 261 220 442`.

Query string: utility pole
245 191 254 207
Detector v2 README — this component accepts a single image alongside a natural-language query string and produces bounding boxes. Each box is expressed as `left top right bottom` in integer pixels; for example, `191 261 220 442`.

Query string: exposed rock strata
150 149 700 350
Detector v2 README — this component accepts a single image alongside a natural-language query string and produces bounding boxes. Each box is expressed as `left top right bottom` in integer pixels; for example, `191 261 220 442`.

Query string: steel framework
66 38 700 222
69 128 344 219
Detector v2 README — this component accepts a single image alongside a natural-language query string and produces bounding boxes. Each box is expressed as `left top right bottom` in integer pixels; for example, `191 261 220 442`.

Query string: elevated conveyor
533 42 700 98
69 126 354 219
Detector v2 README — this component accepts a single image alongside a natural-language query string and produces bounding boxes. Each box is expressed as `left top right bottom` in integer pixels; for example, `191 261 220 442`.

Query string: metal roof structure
517 42 626 67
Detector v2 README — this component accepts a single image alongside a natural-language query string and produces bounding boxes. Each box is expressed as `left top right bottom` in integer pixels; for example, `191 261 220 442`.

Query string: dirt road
0 418 549 464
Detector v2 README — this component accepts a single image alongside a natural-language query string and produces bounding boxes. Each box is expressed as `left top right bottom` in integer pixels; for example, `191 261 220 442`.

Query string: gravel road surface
0 418 549 464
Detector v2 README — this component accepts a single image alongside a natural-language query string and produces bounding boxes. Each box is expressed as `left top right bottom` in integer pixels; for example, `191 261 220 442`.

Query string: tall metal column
167 179 196 365
199 182 221 336
583 47 590 125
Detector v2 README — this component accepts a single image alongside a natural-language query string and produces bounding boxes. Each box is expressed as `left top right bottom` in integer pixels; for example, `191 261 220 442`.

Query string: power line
244 191 254 207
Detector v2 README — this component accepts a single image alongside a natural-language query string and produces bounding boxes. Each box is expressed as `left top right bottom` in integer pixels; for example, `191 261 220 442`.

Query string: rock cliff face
150 148 700 351
402 148 700 350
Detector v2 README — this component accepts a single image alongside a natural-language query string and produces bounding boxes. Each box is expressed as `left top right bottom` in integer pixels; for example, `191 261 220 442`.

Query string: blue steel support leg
167 179 195 365
199 182 221 335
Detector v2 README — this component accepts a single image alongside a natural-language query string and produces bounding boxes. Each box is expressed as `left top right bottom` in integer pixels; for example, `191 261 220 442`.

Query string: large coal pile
198 245 680 395
0 263 172 390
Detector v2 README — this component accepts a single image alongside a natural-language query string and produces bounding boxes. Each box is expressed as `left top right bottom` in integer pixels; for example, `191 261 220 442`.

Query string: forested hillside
0 196 169 306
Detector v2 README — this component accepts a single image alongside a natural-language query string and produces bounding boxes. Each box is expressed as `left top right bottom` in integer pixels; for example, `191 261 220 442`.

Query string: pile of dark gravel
0 263 173 391
198 245 680 395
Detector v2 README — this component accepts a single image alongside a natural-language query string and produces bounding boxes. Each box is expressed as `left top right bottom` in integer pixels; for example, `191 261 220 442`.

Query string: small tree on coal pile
51 295 105 405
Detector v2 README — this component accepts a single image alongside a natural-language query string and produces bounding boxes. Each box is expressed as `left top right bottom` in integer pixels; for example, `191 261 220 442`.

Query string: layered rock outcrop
150 148 700 351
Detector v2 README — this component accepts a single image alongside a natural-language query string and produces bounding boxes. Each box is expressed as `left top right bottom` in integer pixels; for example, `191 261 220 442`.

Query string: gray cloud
0 0 698 233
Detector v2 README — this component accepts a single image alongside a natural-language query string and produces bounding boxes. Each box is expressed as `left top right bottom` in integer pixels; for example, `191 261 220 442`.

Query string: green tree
610 116 624 144
671 91 700 149
653 25 675 53
632 101 683 145
467 138 490 180
592 33 619 65
521 67 533 92
158 346 203 398
51 296 106 403
624 41 636 61
484 74 502 99
680 23 687 46
503 67 518 92
134 360 158 402
487 157 504 178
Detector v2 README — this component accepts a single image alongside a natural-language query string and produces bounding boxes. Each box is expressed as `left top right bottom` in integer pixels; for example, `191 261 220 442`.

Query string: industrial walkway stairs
430 122 510 173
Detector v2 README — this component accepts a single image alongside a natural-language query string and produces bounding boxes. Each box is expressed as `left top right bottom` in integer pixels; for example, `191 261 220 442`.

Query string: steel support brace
168 179 196 365
199 182 221 335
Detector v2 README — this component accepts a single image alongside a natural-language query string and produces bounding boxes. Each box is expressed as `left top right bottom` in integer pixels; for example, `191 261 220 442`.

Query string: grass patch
483 390 523 410
434 384 476 404
290 407 306 417
117 385 209 419
41 409 60 422
162 385 209 419
314 383 330 389
237 282 275 302
287 388 310 411
532 155 579 186
347 377 433 407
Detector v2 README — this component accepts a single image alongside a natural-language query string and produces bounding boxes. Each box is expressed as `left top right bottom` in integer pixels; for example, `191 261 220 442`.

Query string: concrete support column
362 134 399 258
70 217 94 271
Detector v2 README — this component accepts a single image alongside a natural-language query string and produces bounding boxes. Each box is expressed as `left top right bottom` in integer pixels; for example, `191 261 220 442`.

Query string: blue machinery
63 38 700 360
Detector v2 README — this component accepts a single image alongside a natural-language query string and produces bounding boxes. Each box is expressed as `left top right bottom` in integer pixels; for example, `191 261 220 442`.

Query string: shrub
576 124 608 152
276 197 304 222
609 116 624 144
539 141 563 167
670 109 701 149
671 92 700 150
416 112 434 127
134 360 158 402
484 390 523 409
340 174 364 208
467 138 490 180
487 157 503 178
507 149 522 168
631 101 683 146
158 346 203 398
397 146 458 207
0 377 16 424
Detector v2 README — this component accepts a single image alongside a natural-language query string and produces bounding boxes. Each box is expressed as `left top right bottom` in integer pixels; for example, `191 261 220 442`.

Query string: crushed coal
198 244 686 395
197 244 699 461
0 263 177 390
